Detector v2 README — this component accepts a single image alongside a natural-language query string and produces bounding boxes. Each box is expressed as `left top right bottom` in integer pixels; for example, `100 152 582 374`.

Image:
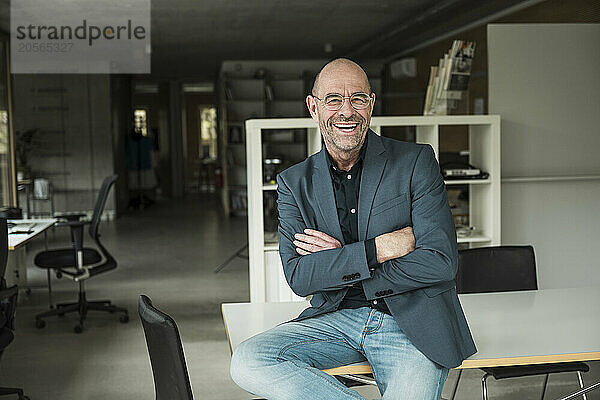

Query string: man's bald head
312 58 371 97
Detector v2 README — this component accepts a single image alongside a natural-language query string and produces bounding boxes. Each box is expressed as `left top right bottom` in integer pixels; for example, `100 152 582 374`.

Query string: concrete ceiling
0 0 532 79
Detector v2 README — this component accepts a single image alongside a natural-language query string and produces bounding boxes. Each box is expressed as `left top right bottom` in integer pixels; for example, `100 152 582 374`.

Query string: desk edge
221 304 233 355
458 352 600 369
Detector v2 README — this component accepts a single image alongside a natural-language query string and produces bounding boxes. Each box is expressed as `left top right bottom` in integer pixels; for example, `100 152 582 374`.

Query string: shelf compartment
457 235 491 244
445 179 491 185
264 231 279 251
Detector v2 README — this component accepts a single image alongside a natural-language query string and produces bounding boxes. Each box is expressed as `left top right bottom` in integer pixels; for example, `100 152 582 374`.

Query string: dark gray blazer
276 130 477 369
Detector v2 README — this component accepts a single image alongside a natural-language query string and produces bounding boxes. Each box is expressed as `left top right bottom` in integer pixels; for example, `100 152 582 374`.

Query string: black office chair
0 285 28 400
0 218 29 400
448 245 589 400
0 219 8 289
34 175 128 333
138 295 194 400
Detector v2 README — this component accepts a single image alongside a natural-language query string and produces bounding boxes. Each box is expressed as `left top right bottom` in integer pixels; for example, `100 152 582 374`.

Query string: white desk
5 218 57 287
8 219 56 250
222 287 600 396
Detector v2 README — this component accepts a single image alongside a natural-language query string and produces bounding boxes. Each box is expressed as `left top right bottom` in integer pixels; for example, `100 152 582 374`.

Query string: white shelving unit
246 115 501 303
218 74 310 216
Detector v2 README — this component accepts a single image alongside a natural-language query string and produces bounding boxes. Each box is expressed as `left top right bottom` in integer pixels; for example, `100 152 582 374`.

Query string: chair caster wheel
35 319 46 329
120 314 129 323
25 288 32 295
74 324 83 333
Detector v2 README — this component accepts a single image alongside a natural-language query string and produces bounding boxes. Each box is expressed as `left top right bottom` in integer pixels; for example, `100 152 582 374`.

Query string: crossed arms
293 227 415 264
277 145 458 299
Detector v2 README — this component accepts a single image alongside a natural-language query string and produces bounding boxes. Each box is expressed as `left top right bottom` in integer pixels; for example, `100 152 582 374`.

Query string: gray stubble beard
318 111 368 154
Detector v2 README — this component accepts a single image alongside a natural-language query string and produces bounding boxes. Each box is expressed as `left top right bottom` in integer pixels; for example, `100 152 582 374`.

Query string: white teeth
333 123 358 131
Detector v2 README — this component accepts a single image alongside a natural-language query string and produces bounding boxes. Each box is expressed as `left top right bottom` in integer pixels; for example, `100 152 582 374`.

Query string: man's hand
293 229 342 255
375 226 415 263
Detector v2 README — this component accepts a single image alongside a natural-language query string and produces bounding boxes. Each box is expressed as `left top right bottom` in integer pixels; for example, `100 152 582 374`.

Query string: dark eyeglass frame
312 92 374 111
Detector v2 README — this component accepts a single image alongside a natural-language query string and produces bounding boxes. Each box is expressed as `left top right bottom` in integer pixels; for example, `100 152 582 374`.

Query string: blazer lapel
312 148 344 244
358 131 387 240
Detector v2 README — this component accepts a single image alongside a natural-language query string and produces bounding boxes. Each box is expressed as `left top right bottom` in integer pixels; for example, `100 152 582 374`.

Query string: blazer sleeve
362 144 458 299
277 173 372 297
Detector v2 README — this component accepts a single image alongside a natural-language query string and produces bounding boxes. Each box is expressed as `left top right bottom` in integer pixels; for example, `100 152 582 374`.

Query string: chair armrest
55 220 89 228
0 285 18 302
0 285 18 330
55 220 88 252
55 212 87 222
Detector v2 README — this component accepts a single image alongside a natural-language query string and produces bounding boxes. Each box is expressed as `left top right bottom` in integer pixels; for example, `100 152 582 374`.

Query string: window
0 41 14 207
134 109 148 136
198 106 217 159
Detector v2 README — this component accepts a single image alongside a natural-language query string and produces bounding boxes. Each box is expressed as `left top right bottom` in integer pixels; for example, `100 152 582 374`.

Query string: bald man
230 59 476 400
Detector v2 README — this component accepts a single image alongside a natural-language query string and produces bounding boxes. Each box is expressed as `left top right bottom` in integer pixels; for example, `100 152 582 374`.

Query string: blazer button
386 289 393 295
375 291 382 297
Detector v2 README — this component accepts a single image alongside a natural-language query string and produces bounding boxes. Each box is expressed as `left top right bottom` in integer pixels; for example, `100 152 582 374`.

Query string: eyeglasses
312 92 372 111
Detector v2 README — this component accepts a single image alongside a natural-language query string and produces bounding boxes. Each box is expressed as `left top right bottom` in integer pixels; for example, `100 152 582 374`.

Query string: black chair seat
482 362 590 380
34 248 102 269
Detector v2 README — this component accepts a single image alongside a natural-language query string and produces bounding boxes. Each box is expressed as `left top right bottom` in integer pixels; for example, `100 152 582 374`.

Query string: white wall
488 23 600 289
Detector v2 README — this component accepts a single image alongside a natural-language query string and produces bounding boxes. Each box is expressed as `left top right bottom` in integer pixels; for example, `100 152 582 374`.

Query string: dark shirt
325 137 391 314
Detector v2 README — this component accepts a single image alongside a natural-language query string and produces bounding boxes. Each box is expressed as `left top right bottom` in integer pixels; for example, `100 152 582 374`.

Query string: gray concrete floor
2 195 598 399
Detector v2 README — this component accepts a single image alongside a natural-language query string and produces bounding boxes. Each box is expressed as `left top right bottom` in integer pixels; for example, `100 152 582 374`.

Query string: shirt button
373 300 378 305
350 208 356 214
347 174 351 180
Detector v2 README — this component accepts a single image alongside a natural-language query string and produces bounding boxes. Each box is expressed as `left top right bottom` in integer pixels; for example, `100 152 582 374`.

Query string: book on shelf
264 84 274 101
423 66 437 116
424 40 476 115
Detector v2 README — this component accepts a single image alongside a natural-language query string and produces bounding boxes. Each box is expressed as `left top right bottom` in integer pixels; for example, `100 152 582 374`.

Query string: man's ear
370 92 376 114
306 95 319 123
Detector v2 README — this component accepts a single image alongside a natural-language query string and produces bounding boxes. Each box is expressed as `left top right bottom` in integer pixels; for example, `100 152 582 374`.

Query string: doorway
181 84 217 195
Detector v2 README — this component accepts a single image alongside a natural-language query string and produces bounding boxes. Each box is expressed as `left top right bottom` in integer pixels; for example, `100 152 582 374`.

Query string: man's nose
337 98 354 117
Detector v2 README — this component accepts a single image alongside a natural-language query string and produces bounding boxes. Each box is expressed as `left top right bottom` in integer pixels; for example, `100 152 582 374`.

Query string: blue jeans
230 307 449 399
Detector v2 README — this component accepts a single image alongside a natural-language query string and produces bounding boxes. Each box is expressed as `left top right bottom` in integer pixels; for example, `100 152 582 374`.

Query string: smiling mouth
332 122 359 133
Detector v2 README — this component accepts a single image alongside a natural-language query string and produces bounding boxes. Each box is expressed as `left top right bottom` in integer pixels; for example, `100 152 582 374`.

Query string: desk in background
6 219 56 288
222 287 600 399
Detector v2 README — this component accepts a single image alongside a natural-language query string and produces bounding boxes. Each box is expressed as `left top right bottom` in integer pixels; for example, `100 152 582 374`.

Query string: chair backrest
138 295 194 400
0 285 18 354
0 219 7 285
86 175 118 276
457 245 538 294
89 175 118 241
